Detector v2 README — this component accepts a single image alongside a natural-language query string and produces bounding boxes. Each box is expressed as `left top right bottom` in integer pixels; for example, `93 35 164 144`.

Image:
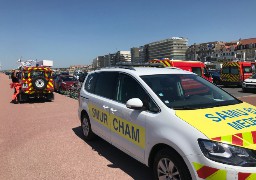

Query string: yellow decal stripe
88 103 145 149
242 132 253 146
221 135 232 144
192 162 204 171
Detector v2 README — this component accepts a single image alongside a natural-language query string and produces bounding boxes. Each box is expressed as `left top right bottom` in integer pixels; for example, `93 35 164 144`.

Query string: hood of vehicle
244 78 256 83
175 102 256 150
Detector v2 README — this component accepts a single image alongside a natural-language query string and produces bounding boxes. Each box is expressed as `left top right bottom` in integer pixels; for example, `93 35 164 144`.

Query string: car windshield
62 76 76 81
141 74 241 110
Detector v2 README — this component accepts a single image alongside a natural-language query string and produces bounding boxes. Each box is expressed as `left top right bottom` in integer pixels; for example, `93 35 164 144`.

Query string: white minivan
78 65 256 180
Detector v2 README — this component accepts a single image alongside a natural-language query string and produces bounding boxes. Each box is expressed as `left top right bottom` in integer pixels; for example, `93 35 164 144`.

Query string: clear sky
0 0 255 69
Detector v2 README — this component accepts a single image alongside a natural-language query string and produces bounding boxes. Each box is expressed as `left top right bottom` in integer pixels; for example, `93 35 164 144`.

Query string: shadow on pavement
20 98 53 104
72 126 153 180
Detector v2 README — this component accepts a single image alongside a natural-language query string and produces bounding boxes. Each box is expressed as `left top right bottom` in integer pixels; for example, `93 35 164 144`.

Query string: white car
78 64 256 180
242 73 256 92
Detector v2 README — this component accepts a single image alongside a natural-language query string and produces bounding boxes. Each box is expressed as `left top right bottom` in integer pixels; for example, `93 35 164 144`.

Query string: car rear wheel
153 148 191 180
81 114 95 140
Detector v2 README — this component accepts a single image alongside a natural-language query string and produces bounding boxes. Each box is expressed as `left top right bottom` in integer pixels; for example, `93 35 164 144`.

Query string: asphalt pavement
1 73 256 180
0 73 152 180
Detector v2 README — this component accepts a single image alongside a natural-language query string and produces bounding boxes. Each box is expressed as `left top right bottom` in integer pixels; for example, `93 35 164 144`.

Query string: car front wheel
153 148 191 180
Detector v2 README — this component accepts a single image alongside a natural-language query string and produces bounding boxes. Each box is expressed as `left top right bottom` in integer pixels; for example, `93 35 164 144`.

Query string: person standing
10 70 21 103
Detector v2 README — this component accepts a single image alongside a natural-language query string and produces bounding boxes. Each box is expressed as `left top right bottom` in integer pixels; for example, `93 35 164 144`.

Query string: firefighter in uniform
10 70 21 103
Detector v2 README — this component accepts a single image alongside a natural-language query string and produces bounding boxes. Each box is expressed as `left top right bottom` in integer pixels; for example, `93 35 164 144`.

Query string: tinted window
118 74 159 113
62 76 76 81
191 67 202 76
230 67 239 75
84 73 98 93
243 66 252 73
222 67 229 74
95 72 118 100
31 70 45 78
141 74 241 110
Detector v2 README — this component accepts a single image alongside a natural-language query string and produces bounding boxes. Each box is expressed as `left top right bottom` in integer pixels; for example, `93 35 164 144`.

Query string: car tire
59 86 63 94
47 93 54 101
153 147 191 180
32 77 47 90
81 114 95 140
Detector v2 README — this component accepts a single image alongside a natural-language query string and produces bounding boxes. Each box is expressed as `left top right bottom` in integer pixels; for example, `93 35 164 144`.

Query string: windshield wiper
172 106 197 110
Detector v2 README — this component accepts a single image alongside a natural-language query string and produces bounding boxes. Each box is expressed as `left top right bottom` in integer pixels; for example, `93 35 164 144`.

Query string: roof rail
114 62 165 70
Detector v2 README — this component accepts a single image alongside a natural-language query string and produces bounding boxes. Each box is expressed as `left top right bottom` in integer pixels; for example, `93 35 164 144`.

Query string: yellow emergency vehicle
78 63 256 179
221 61 255 86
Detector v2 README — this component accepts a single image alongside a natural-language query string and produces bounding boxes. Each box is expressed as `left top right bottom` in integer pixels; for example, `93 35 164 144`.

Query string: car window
84 73 98 93
141 74 241 109
117 74 159 113
62 76 76 81
243 66 252 73
31 70 45 78
192 67 202 76
94 72 119 100
230 67 239 75
222 67 229 74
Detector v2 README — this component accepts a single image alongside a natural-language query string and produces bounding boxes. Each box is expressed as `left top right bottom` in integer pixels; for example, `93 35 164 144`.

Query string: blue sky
0 0 255 69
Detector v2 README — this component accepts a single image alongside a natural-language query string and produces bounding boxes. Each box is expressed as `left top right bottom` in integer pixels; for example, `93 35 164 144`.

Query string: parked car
242 73 256 92
54 75 78 93
209 70 221 85
78 64 256 179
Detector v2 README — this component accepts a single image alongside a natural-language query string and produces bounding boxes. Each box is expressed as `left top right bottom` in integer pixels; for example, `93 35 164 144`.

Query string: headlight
198 139 256 167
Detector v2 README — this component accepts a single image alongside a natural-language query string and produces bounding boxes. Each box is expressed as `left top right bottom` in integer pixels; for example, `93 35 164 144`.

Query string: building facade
115 51 131 63
144 37 188 61
131 47 140 63
236 38 256 61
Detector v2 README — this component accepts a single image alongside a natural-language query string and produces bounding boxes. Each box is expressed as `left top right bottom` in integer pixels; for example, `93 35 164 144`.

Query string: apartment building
92 51 131 69
236 38 256 61
186 41 239 62
131 47 140 63
143 37 188 61
115 51 131 63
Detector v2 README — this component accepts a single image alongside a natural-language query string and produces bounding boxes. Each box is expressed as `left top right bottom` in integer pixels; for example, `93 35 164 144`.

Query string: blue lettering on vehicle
204 107 256 130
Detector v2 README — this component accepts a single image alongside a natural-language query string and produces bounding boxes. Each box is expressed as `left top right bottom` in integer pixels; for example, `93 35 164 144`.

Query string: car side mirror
126 98 143 110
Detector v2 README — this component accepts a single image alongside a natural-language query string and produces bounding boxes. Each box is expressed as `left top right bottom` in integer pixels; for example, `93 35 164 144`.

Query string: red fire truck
150 59 212 82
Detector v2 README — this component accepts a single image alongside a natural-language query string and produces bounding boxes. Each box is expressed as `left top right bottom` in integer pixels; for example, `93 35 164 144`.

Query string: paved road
221 85 256 98
0 73 152 180
1 73 256 180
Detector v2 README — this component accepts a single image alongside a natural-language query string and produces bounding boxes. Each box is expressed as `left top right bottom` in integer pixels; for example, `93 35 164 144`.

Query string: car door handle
103 105 109 109
110 108 117 113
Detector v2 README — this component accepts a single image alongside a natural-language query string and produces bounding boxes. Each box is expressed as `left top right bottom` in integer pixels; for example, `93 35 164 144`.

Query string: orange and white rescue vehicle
18 66 54 102
221 61 255 86
150 59 213 82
